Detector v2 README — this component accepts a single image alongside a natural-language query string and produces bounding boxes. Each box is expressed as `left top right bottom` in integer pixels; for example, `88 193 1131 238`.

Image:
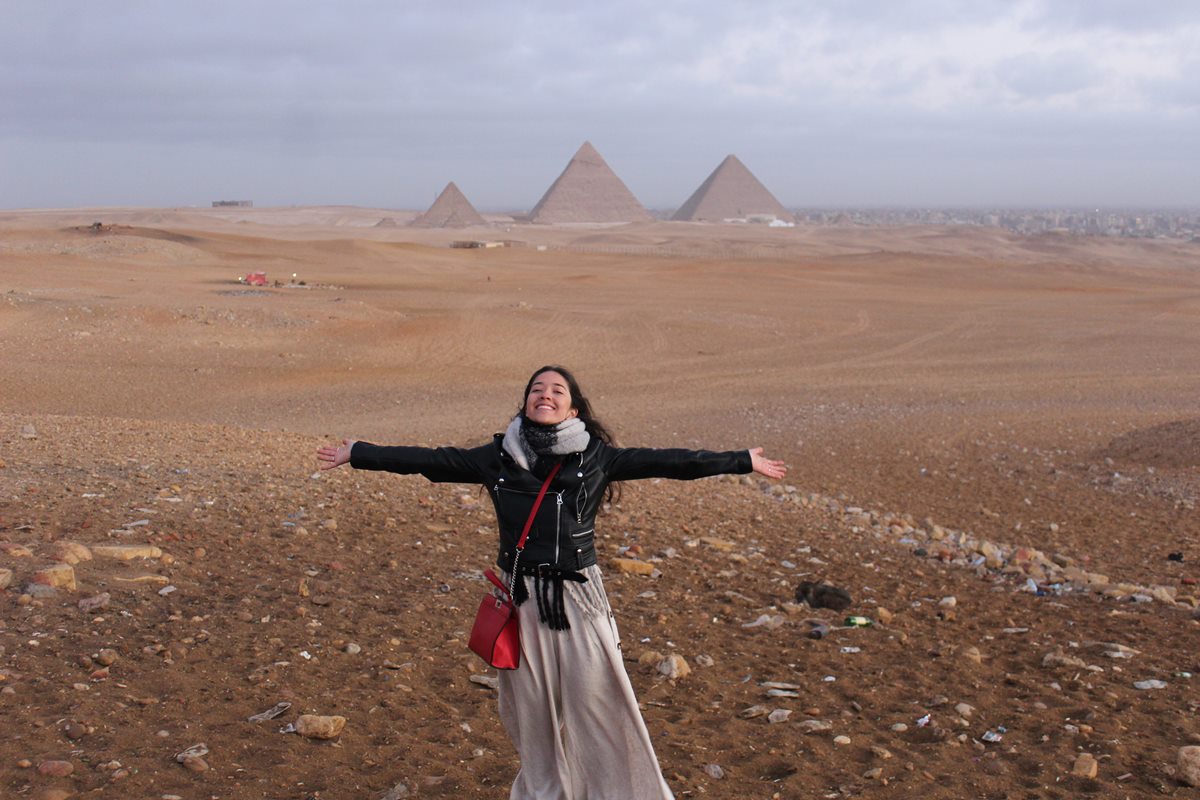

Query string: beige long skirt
497 565 675 800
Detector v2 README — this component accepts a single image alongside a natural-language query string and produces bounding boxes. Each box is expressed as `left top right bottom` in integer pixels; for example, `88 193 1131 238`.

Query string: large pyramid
529 141 650 224
672 155 794 223
411 182 486 228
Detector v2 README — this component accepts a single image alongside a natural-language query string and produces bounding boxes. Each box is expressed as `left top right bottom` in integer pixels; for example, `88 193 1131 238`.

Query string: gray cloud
2 0 1198 209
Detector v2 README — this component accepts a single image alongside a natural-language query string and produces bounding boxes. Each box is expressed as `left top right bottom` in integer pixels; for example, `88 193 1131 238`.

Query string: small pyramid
672 155 794 223
411 182 486 228
529 142 650 224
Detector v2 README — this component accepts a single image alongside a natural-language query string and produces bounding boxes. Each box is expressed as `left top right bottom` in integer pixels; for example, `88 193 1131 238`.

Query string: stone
962 646 982 665
0 568 12 590
468 674 499 690
738 705 770 719
610 558 655 576
37 760 74 777
1071 753 1098 779
797 719 833 734
181 756 209 772
939 596 957 608
768 709 792 724
63 721 88 740
295 714 346 739
742 614 785 630
0 542 34 557
638 651 665 669
31 564 76 592
834 735 852 745
89 544 163 560
344 643 361 655
96 649 118 666
699 537 735 552
694 654 714 667
871 746 893 759
704 764 725 779
21 424 38 438
113 574 169 585
1178 746 1200 787
954 702 974 718
1134 679 1167 690
658 655 691 680
875 607 894 625
77 593 110 612
33 791 73 800
52 542 92 565
1042 647 1087 669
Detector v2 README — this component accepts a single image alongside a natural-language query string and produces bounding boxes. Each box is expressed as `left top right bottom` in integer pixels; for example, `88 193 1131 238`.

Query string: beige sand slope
528 141 651 224
410 182 487 228
673 154 795 223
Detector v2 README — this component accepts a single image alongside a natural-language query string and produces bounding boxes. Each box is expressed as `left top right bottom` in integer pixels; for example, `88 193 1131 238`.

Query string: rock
871 746 893 759
954 702 974 718
862 767 884 780
962 646 982 665
833 735 852 745
638 651 665 669
875 607 894 625
890 722 908 733
1134 679 1167 690
31 564 76 592
694 654 714 668
37 760 74 777
699 537 735 552
295 714 346 739
738 705 770 719
939 596 957 608
795 581 852 610
90 544 163 561
95 649 118 666
742 614 785 630
21 424 38 439
112 574 169 586
610 558 655 576
768 709 792 724
658 655 691 680
704 764 725 779
1042 647 1087 669
381 782 413 800
181 756 209 772
0 542 34 557
77 593 110 613
1178 746 1200 787
63 721 88 740
52 542 92 565
468 674 499 690
0 568 12 590
33 790 73 800
798 719 833 734
1071 753 1098 778
344 643 361 655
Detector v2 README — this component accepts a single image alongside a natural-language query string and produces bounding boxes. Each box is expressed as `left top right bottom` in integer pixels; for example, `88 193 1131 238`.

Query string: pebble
1179 746 1200 788
344 642 362 655
0 568 12 590
833 735 852 745
658 654 691 680
694 654 714 668
704 763 725 779
767 709 792 724
37 760 74 777
890 723 908 733
954 702 974 719
938 596 957 608
96 649 119 666
611 558 655 576
1071 753 1098 779
469 674 499 690
295 714 346 739
1133 679 1167 690
862 767 884 780
871 746 893 759
738 705 770 719
77 593 110 613
798 719 833 733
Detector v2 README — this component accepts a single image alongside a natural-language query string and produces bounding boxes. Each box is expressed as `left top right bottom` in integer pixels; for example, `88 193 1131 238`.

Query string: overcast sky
3 0 1198 210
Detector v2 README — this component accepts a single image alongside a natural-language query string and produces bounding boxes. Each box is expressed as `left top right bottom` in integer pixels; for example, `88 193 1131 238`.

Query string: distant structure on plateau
672 155 794 224
528 141 651 224
410 182 486 228
212 200 252 208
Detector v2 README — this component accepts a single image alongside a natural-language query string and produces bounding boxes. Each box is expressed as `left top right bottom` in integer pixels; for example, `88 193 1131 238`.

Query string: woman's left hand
749 447 787 479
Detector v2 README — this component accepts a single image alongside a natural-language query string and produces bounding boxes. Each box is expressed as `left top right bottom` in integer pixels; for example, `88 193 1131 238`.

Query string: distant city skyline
2 1 1198 211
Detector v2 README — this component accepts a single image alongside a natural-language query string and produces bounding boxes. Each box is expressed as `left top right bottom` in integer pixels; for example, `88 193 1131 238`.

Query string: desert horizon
2 208 1199 798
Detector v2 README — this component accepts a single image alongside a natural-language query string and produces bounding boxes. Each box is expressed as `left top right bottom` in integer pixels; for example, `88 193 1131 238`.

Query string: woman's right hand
316 439 356 470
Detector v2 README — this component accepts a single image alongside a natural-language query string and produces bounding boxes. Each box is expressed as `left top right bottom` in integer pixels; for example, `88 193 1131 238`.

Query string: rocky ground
1 213 1198 798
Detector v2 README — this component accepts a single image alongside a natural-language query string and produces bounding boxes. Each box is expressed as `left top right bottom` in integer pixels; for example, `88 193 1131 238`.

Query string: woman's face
524 370 578 425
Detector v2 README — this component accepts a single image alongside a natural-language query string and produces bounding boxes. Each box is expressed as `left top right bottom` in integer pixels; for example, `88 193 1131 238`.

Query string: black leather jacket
350 435 752 571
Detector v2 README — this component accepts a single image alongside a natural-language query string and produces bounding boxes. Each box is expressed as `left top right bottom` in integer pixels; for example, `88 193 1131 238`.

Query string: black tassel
552 579 569 631
513 572 529 606
534 573 549 625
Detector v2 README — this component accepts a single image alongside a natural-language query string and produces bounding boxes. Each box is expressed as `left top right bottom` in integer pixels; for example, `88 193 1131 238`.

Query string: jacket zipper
555 492 563 564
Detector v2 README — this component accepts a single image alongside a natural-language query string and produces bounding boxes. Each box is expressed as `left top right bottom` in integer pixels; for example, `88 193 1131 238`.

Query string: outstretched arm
750 447 788 480
316 438 356 470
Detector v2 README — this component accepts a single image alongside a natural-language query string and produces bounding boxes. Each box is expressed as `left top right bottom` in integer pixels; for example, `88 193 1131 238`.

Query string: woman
317 365 786 799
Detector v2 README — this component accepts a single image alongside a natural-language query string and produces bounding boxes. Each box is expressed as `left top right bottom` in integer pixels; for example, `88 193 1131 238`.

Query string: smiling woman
316 364 786 800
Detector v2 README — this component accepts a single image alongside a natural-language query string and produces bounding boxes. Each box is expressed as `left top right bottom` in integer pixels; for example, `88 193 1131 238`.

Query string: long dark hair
519 364 616 445
519 365 621 504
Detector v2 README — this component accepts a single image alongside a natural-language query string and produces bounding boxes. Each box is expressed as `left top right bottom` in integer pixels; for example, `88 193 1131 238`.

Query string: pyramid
411 182 486 228
672 155 794 223
529 142 650 224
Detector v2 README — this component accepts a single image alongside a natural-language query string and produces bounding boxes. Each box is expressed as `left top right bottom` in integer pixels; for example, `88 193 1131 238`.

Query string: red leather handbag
469 463 561 669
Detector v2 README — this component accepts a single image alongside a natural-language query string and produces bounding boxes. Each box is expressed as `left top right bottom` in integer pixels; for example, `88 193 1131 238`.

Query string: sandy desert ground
1 207 1199 799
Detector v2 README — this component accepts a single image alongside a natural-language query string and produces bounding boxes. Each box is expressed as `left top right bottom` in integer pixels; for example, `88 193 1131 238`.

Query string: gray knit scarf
502 415 590 472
